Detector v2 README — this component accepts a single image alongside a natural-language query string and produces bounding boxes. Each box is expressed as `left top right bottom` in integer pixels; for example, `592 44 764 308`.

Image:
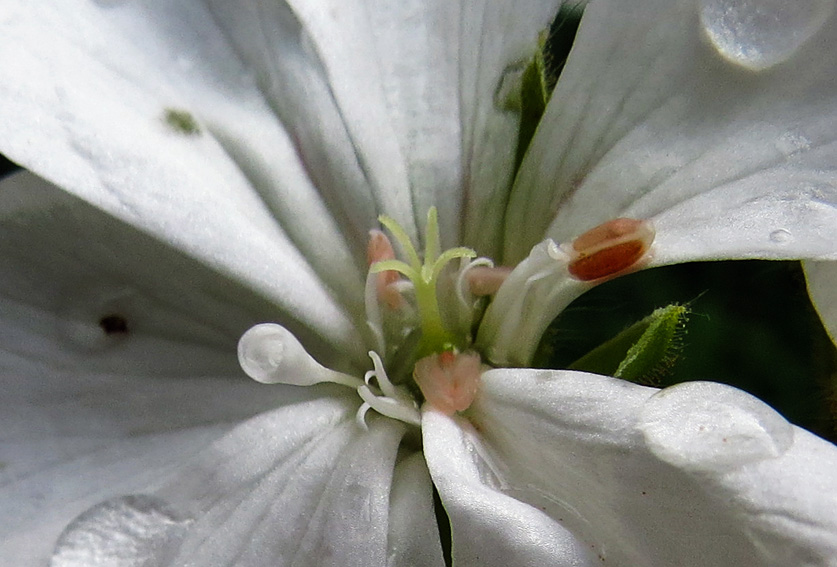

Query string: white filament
355 351 421 429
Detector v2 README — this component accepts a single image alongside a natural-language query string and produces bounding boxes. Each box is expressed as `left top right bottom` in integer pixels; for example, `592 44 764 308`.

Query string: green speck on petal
163 108 201 135
570 304 689 385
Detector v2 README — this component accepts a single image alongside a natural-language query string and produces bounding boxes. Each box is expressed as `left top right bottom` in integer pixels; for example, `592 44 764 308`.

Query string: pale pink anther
466 266 513 296
367 229 404 309
413 350 482 415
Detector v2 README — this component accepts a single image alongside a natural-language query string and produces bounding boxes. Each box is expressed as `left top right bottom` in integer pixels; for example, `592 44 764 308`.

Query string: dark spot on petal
163 108 201 135
99 314 129 335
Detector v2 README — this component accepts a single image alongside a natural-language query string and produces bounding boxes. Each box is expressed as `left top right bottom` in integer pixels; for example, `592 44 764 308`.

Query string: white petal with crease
422 409 594 567
154 400 407 567
469 368 837 566
387 453 445 567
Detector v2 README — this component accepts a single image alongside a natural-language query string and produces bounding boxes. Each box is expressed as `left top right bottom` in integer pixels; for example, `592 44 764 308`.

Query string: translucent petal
506 0 837 266
469 368 837 566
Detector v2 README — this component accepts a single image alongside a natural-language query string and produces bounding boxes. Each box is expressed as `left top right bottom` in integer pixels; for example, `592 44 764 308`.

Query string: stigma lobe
567 218 655 281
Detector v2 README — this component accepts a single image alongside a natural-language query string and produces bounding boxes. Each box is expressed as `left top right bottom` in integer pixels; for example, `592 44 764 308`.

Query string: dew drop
51 495 190 567
638 382 794 473
775 130 812 157
699 0 836 71
769 228 792 243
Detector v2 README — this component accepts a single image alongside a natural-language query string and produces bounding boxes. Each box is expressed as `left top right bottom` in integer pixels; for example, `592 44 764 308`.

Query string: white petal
804 260 837 345
0 170 332 564
459 0 563 256
146 399 406 567
387 452 445 567
506 0 837 265
422 410 594 567
470 368 837 566
0 2 368 350
246 0 463 243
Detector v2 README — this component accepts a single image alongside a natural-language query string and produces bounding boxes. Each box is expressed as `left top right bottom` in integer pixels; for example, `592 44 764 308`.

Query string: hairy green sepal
570 304 689 385
513 32 551 173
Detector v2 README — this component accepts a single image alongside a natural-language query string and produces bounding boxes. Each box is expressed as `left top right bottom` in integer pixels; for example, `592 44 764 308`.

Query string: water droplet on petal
699 0 836 71
775 130 812 157
638 382 794 473
769 228 792 243
51 495 190 567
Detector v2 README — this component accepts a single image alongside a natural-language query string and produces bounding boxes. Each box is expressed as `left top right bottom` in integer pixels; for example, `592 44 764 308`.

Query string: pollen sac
467 266 513 296
367 229 404 309
413 350 482 415
567 218 655 281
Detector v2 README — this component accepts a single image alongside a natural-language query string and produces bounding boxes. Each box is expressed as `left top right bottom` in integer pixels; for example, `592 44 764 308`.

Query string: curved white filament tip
238 323 363 388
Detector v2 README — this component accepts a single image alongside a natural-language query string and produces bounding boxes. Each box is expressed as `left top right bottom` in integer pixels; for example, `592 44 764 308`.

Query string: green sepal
570 304 689 385
513 32 550 173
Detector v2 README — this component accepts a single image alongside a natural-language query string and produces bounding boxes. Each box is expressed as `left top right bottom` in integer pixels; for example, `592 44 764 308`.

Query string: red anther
466 266 513 296
413 351 482 416
567 218 655 282
368 229 404 309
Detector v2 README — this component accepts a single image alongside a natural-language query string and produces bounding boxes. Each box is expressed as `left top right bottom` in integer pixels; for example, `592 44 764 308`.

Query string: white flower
2 0 837 566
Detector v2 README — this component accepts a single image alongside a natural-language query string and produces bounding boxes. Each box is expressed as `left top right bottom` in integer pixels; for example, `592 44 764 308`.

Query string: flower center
237 212 656 428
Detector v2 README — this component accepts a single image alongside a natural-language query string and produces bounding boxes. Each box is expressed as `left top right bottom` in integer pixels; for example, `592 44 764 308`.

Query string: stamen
367 229 404 309
466 265 513 297
413 350 482 416
238 323 363 388
364 271 387 354
364 351 400 399
567 218 655 281
355 351 421 429
356 386 422 428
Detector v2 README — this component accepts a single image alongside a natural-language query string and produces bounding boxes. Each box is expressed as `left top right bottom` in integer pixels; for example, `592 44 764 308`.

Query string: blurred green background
535 260 837 442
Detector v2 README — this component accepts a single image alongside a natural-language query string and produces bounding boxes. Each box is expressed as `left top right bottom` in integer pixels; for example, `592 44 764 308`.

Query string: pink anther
413 350 482 415
368 229 404 309
466 266 513 296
